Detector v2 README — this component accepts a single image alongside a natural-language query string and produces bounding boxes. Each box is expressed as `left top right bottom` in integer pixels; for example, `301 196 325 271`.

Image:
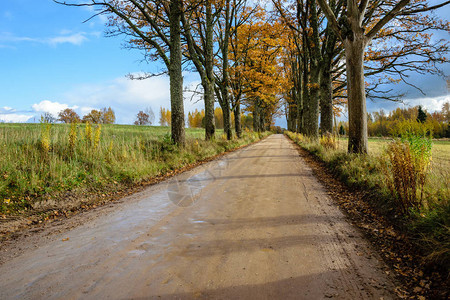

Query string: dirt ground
0 134 397 299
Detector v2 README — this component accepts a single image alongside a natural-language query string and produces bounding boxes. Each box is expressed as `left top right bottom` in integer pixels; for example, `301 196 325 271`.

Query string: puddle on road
128 249 146 256
165 158 232 207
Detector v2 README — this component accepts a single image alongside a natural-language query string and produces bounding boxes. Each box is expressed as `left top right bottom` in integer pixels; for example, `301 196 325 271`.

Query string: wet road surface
0 134 395 299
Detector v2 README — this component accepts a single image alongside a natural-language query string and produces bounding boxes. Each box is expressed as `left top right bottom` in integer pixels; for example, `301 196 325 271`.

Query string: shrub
68 123 78 151
39 122 51 153
319 132 338 150
382 132 432 214
389 119 432 138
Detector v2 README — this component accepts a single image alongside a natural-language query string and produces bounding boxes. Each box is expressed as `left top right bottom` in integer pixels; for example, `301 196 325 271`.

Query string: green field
0 123 265 214
336 137 450 179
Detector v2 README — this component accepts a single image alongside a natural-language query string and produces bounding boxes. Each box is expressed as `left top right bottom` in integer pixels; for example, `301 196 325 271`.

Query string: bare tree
316 0 450 153
55 0 185 145
41 112 56 124
145 107 155 125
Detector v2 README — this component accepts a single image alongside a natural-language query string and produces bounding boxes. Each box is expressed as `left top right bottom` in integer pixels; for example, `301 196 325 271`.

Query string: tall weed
320 132 338 150
383 122 433 214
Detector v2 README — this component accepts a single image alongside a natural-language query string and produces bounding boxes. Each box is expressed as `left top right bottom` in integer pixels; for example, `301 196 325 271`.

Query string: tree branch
315 0 343 41
401 0 450 15
365 0 410 41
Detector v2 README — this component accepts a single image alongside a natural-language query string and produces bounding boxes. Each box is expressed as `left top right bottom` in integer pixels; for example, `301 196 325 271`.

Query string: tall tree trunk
287 101 296 132
296 63 303 133
295 53 303 133
222 102 232 139
204 0 215 140
234 101 242 138
253 102 260 132
304 67 320 138
320 68 333 134
296 92 303 133
221 0 232 140
169 0 185 146
345 36 368 153
300 33 309 135
259 110 265 132
303 0 320 139
315 0 412 154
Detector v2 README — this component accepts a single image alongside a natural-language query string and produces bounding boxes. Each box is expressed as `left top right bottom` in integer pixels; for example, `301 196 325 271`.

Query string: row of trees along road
56 0 449 153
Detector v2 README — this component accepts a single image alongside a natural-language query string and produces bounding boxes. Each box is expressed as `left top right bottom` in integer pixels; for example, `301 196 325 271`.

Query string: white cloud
47 32 88 46
0 113 32 123
80 106 97 115
2 73 206 125
0 31 94 47
0 106 15 113
32 100 79 117
0 32 35 43
61 73 205 124
405 94 450 112
0 101 95 123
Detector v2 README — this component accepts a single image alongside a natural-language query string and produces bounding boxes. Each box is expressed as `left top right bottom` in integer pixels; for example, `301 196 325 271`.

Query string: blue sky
0 0 203 124
0 0 449 126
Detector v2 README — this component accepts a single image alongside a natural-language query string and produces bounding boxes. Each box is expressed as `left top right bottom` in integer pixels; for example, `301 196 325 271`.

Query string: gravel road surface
0 134 396 299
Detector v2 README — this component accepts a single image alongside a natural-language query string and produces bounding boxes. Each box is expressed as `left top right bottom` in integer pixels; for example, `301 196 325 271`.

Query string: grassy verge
0 123 270 215
285 131 449 272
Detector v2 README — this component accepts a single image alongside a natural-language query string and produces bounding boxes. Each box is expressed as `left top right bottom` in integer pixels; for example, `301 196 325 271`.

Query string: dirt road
0 134 396 299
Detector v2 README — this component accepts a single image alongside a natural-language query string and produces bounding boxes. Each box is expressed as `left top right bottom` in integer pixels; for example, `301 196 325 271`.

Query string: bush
319 132 338 150
383 122 433 214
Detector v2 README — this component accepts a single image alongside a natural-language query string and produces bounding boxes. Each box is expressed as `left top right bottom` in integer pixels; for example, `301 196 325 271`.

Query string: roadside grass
286 131 449 271
0 123 268 215
336 137 450 176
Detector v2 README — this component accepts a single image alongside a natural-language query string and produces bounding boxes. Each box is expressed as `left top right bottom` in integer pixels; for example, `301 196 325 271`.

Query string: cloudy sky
0 1 449 126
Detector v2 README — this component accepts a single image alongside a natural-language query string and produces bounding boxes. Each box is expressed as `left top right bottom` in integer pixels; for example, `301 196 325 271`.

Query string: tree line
336 103 450 138
141 106 253 129
42 107 116 124
367 103 450 138
56 0 449 153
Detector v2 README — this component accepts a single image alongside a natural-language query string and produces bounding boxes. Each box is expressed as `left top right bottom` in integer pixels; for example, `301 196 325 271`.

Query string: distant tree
101 107 116 124
134 111 151 125
160 107 167 126
196 109 205 128
214 107 224 129
82 110 102 124
159 107 171 126
241 114 253 129
442 102 450 123
339 124 345 136
187 112 193 128
41 112 56 124
82 107 115 124
417 106 427 123
58 108 80 123
145 107 155 125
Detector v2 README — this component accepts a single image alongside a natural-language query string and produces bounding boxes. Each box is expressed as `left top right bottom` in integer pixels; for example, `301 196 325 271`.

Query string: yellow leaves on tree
187 109 204 128
229 11 288 123
159 107 171 127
